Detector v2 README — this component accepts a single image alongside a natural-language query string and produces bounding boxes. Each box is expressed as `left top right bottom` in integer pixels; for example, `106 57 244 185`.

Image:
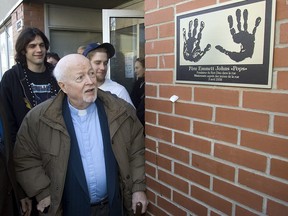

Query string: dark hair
15 27 50 66
47 52 60 61
135 57 145 68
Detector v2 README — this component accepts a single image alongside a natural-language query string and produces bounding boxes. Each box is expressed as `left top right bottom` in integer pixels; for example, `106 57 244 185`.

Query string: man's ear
58 81 67 93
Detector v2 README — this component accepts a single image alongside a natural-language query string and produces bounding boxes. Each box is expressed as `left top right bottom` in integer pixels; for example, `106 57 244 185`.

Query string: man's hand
37 196 51 213
20 197 32 216
132 191 149 214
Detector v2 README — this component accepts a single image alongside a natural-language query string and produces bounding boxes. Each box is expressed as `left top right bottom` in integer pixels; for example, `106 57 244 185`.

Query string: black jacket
0 97 21 215
0 62 60 144
130 77 145 127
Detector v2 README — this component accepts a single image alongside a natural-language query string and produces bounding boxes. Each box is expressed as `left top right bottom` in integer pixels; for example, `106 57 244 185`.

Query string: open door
102 9 144 94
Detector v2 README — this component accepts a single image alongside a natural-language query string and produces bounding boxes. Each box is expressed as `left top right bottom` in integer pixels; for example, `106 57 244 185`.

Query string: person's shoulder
98 89 133 109
0 64 22 85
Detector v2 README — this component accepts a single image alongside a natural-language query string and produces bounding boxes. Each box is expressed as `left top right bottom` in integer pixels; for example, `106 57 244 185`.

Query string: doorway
102 9 144 94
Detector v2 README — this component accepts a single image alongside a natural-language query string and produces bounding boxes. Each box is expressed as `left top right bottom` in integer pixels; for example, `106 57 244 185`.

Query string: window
0 23 14 79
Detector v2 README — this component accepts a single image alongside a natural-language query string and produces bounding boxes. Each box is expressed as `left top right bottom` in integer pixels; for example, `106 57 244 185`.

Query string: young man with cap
83 42 134 106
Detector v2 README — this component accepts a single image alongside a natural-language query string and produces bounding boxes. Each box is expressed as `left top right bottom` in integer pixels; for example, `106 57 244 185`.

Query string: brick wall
11 2 44 46
144 0 288 215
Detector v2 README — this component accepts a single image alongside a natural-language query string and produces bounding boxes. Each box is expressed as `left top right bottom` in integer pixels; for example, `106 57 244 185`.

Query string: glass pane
49 30 102 57
109 17 144 94
0 30 8 76
8 25 14 69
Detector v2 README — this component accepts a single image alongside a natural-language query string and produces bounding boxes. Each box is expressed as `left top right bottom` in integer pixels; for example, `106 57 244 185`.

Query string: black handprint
215 9 261 62
183 19 211 62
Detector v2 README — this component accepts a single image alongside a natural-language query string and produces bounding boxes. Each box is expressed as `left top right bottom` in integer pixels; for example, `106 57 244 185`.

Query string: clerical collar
67 98 95 116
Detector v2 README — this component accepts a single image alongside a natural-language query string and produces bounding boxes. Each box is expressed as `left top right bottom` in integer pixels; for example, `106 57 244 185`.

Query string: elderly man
14 54 148 216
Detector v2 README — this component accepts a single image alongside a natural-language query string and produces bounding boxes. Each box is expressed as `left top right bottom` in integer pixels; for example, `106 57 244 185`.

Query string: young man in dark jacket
0 27 60 145
0 27 60 215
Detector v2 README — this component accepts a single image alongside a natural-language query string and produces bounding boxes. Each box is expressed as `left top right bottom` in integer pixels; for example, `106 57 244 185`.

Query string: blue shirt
68 101 107 203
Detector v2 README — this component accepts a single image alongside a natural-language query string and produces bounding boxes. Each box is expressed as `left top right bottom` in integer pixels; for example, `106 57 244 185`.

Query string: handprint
215 9 261 62
183 19 211 62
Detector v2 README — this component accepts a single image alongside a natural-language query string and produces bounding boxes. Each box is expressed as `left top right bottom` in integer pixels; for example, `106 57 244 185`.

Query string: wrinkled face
89 51 109 86
59 61 97 109
134 61 145 79
25 35 47 69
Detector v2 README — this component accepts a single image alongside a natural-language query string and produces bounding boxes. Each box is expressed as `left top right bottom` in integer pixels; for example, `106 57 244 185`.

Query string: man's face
47 57 58 66
25 35 47 69
89 51 109 85
59 60 97 110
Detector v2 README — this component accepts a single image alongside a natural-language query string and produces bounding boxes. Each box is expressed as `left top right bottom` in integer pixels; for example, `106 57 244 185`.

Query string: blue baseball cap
83 42 115 58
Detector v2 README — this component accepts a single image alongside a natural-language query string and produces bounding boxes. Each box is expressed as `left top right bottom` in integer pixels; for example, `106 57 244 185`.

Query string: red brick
194 87 239 106
276 0 288 20
145 26 158 40
146 177 171 199
192 154 235 181
216 107 269 131
174 132 211 154
213 178 263 211
194 121 238 144
159 114 190 132
146 98 172 113
145 7 174 26
158 170 189 193
159 0 183 7
280 23 288 43
157 196 186 216
146 189 156 203
145 70 173 84
145 111 156 124
145 0 158 12
145 84 157 97
145 39 174 54
270 158 288 180
159 22 175 38
274 115 288 136
191 185 232 215
211 211 222 216
241 131 288 158
145 149 157 164
277 71 288 90
274 47 288 67
146 125 172 142
243 91 288 114
156 155 172 171
173 191 208 216
267 199 288 216
214 143 267 171
145 138 156 152
176 0 216 14
174 162 210 188
145 163 156 178
235 206 259 216
159 54 175 69
147 202 167 216
239 169 288 202
146 56 158 68
175 102 213 120
159 142 189 164
159 85 192 101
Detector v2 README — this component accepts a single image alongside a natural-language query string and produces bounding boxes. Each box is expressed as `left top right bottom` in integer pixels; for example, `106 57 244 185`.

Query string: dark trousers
90 203 109 216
